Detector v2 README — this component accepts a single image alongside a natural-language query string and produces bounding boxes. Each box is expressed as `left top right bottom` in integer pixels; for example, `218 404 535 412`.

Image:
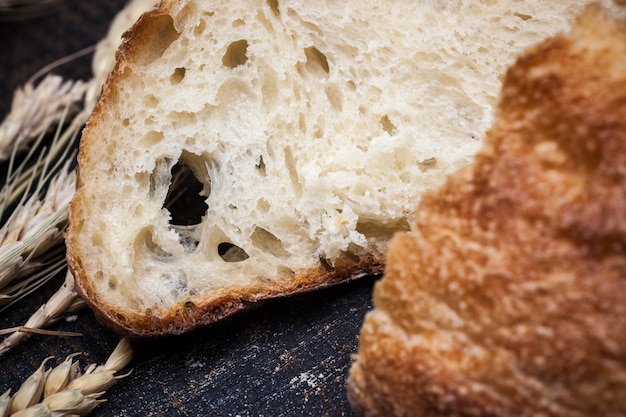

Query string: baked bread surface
66 0 619 336
348 4 626 416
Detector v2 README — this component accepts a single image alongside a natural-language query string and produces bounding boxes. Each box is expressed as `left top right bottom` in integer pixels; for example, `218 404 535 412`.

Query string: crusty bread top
348 4 626 416
66 0 621 336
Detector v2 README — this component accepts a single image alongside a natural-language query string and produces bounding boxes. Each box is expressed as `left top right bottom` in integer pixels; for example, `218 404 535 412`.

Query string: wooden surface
0 2 378 415
1 274 377 416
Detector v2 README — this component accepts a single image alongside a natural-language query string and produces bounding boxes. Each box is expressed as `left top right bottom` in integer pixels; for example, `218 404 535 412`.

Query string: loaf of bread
348 4 626 416
66 0 620 336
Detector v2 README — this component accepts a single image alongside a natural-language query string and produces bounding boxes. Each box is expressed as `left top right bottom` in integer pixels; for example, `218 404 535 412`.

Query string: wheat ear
0 160 76 309
4 339 132 417
0 74 87 162
0 158 84 356
0 89 83 312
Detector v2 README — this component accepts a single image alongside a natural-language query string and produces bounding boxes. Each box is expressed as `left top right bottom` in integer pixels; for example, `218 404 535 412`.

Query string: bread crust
348 5 626 416
68 224 384 337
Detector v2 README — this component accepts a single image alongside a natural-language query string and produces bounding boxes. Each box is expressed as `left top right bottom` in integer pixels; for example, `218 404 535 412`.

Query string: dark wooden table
0 2 377 415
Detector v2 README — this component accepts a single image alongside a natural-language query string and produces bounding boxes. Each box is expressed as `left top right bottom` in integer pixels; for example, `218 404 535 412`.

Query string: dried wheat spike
0 75 87 162
5 339 132 417
10 358 50 414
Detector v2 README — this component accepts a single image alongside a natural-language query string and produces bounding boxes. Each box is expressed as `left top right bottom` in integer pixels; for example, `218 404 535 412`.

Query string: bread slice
66 0 617 337
348 4 626 416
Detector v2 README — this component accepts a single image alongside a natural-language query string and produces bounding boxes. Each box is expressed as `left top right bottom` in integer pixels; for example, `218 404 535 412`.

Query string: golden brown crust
348 5 626 416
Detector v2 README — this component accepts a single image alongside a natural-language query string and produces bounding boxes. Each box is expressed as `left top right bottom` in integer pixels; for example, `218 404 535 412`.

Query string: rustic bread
66 0 618 336
348 4 626 416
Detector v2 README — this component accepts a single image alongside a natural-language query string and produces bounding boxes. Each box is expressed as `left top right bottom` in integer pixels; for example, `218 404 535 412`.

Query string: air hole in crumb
298 113 306 133
184 301 197 316
108 277 117 289
257 198 270 212
164 162 209 226
194 19 207 36
170 67 186 84
325 85 342 111
319 256 334 272
355 218 410 240
139 229 174 258
283 146 301 195
218 242 249 262
418 157 438 172
277 266 295 277
380 115 397 135
141 131 164 146
514 12 532 21
267 0 279 15
304 46 329 76
143 94 160 108
128 15 180 66
232 18 245 27
251 227 289 257
134 204 145 216
91 233 103 247
222 39 249 68
256 155 267 176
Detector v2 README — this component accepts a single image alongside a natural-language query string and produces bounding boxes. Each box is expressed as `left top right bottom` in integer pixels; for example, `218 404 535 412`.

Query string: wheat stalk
2 338 132 416
0 271 84 357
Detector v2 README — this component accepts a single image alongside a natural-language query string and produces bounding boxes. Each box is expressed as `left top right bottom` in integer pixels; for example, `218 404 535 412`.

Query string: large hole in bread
170 67 186 85
128 15 180 66
218 242 250 262
304 46 329 76
163 160 209 226
135 227 173 260
251 227 289 258
355 218 411 240
222 39 249 68
380 115 397 135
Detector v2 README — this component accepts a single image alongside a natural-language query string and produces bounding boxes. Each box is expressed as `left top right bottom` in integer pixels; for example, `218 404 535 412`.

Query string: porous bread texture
348 4 626 417
87 0 161 108
67 0 621 336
